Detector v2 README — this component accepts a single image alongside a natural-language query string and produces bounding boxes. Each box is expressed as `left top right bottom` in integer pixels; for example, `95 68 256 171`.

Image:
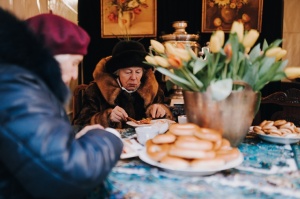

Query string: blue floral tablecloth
88 134 300 199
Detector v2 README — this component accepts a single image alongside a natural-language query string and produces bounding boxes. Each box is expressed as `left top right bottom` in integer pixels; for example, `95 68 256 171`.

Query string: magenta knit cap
26 13 90 55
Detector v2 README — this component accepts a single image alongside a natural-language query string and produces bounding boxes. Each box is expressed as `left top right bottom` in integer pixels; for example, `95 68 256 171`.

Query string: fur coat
73 57 173 128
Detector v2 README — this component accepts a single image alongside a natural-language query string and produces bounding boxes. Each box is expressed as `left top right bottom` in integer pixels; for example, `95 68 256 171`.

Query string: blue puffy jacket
0 8 123 199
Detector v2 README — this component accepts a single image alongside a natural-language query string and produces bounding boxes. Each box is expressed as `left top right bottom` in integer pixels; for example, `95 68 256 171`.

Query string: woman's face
54 54 83 85
118 67 144 91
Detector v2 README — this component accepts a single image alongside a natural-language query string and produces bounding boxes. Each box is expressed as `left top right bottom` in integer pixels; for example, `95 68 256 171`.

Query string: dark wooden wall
78 0 283 84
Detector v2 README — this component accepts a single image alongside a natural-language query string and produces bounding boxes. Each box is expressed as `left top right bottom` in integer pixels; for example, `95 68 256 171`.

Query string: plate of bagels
139 123 244 176
252 119 300 144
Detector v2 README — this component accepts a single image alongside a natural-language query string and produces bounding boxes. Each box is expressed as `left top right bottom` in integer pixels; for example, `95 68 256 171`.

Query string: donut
262 125 277 131
194 127 222 142
279 128 293 135
213 138 222 150
262 121 274 128
190 158 225 169
169 123 201 136
216 148 240 162
218 138 231 150
152 134 176 144
259 120 268 127
253 126 264 134
279 122 295 132
274 119 287 126
160 155 190 169
169 146 216 159
265 129 282 136
174 138 213 151
176 135 200 142
146 140 170 161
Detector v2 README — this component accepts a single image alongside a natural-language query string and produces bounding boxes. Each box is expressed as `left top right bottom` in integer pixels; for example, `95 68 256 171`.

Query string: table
88 133 300 199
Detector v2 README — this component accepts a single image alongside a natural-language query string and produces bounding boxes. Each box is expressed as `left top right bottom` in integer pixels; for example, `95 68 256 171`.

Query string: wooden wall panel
283 0 300 67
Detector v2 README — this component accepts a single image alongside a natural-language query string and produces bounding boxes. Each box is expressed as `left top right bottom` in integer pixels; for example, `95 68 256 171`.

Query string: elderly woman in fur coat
73 40 173 128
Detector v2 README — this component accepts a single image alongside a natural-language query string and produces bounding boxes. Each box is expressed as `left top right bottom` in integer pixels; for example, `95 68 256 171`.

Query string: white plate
257 133 300 144
121 139 143 159
127 119 176 134
126 119 175 127
138 149 244 176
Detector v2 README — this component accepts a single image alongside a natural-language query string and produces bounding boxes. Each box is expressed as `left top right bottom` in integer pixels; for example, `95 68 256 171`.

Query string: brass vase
183 81 260 147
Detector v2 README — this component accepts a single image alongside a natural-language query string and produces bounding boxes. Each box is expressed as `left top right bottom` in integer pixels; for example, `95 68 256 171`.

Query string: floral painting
202 0 263 33
101 0 157 38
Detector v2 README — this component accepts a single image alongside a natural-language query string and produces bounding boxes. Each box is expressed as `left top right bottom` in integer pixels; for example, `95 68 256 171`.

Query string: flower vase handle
199 41 210 59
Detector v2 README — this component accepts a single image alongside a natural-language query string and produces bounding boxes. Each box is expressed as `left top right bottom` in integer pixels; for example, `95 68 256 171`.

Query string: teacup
178 115 187 124
135 126 159 145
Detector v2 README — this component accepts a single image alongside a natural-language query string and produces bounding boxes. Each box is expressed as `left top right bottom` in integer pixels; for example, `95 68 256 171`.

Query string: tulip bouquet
145 21 288 101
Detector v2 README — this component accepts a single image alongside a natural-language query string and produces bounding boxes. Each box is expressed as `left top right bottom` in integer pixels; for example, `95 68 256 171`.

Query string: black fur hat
105 40 151 73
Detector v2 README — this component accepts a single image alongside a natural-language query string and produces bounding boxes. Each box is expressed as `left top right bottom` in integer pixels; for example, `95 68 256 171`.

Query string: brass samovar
160 21 200 106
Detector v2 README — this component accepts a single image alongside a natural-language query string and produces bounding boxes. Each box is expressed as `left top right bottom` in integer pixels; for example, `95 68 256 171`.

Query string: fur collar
93 57 159 107
0 8 69 103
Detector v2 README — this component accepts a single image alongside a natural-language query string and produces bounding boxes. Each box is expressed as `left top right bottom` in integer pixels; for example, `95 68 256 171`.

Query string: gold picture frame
101 0 157 38
202 0 263 33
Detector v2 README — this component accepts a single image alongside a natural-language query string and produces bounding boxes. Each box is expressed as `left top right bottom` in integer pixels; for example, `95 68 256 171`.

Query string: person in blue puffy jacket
0 8 123 199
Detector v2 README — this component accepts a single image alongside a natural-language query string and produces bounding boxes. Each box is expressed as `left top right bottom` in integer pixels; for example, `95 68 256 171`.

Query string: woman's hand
110 106 128 123
149 104 166 118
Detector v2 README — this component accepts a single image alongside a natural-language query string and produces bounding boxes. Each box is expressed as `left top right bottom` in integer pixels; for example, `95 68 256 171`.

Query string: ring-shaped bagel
146 140 170 161
160 155 190 169
174 138 213 151
194 127 222 142
152 134 176 144
169 123 201 136
216 148 240 162
169 146 216 159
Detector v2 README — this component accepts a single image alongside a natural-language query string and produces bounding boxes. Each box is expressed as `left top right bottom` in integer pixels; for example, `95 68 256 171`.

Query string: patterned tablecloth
87 133 300 199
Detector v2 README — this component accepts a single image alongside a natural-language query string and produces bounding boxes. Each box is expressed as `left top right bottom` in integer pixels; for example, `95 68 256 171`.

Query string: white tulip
145 55 157 65
150 40 165 54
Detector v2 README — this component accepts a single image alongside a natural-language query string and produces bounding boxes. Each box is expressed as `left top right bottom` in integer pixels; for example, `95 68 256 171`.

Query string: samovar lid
161 21 199 42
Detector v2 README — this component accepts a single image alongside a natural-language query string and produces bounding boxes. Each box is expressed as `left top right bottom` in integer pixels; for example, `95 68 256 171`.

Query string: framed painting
101 0 157 38
202 0 263 33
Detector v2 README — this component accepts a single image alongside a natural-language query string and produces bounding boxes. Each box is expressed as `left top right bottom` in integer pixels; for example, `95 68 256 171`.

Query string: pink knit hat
26 13 90 55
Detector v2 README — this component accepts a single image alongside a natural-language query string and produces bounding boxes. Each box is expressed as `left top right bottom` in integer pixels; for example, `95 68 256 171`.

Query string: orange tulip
168 55 183 69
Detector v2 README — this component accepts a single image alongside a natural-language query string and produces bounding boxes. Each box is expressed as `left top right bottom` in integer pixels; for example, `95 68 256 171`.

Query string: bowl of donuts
139 123 244 176
252 119 300 144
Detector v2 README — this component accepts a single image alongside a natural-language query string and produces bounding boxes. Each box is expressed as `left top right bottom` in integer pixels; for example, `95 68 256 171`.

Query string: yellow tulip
265 47 281 57
275 49 287 61
265 47 287 61
209 34 222 53
145 55 157 65
215 30 225 47
285 67 300 79
230 21 244 42
174 48 191 61
243 29 259 49
153 56 169 68
165 43 177 55
150 40 165 54
165 43 191 62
